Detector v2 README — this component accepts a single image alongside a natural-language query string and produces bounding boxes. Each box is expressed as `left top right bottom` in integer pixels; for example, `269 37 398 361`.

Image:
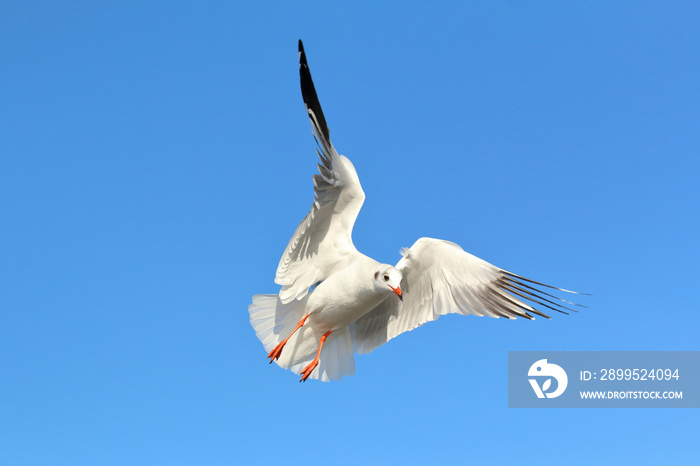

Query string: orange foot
267 314 309 364
299 330 332 382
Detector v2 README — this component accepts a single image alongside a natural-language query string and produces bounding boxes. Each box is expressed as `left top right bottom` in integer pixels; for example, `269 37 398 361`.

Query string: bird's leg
267 314 310 363
300 330 332 382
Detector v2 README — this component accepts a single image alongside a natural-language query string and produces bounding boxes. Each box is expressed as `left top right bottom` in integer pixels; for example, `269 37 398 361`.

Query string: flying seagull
249 40 585 382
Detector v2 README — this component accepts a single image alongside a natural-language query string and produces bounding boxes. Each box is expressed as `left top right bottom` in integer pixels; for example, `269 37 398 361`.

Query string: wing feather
350 237 586 354
275 41 365 303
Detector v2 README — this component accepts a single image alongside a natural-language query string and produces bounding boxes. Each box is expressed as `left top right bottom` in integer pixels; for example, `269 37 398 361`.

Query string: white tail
248 294 355 381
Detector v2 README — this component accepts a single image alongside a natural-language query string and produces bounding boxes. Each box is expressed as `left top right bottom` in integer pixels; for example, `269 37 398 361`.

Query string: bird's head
374 266 403 301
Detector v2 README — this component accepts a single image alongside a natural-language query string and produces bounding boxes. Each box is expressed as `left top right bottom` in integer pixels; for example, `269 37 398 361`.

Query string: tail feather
316 330 355 381
248 294 355 381
249 294 307 354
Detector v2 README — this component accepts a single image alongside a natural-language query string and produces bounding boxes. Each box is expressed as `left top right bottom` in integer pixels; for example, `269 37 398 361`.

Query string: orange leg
299 330 332 382
267 314 310 363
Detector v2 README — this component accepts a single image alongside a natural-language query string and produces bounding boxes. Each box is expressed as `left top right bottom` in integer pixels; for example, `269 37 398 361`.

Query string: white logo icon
528 359 568 398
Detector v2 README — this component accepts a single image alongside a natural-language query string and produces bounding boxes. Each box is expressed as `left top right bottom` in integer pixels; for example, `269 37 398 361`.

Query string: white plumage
249 40 585 382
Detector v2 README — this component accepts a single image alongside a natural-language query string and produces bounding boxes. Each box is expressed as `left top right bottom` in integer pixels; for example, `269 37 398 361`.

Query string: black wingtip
298 40 330 142
298 40 307 72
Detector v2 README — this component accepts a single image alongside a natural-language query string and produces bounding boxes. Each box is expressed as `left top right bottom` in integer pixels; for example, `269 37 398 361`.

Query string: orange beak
390 286 403 301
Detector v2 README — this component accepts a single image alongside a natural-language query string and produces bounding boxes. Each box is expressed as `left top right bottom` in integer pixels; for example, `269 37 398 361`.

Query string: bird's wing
350 237 585 354
275 41 365 303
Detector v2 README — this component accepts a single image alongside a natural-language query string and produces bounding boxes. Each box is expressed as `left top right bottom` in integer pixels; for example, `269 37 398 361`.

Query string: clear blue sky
2 1 698 464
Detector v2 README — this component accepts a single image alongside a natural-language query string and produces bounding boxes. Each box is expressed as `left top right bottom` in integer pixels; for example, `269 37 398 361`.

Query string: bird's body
307 255 389 331
249 40 585 382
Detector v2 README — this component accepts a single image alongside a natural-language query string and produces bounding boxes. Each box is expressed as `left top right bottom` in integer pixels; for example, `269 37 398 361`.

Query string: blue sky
1 1 698 464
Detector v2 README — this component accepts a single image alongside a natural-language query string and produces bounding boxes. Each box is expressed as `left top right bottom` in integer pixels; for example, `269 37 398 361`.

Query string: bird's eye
383 274 389 281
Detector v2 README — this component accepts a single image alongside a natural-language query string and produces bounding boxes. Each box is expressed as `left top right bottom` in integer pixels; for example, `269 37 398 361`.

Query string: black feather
299 40 331 143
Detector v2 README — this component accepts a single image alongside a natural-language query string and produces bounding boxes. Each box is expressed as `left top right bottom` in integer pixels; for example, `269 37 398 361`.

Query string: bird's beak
391 286 403 301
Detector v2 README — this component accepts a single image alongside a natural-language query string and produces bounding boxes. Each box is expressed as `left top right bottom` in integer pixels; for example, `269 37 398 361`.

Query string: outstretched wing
275 41 365 303
350 237 586 354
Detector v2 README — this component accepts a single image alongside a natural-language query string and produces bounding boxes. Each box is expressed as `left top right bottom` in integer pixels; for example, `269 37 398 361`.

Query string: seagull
249 40 585 382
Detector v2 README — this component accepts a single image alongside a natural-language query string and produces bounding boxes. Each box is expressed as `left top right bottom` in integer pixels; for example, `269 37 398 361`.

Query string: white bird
249 40 585 382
